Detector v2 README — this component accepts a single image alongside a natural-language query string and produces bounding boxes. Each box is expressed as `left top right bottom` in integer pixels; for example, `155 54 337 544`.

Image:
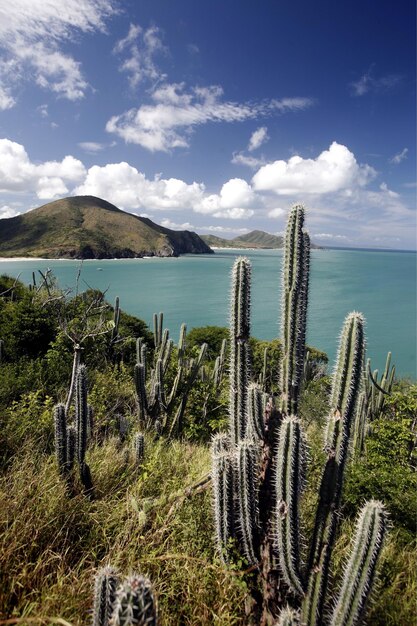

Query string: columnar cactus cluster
134 318 209 437
92 567 157 626
54 363 94 497
211 204 388 625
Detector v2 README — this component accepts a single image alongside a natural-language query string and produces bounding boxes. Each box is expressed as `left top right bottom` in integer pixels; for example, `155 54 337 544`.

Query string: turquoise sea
1 248 416 378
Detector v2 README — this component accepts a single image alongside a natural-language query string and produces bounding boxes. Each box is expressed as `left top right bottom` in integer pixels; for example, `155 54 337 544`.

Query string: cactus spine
329 501 388 626
110 575 157 626
280 205 310 415
93 566 119 626
229 257 252 444
246 383 265 441
273 416 305 597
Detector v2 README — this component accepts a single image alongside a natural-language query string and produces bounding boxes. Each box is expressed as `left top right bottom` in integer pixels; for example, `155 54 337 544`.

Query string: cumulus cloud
248 126 269 152
252 142 376 195
390 148 408 164
0 138 85 199
74 161 205 210
114 23 167 89
196 178 255 218
313 232 348 240
0 0 116 104
106 83 314 152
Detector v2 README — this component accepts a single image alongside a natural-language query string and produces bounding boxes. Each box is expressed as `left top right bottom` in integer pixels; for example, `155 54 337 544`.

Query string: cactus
75 364 88 465
277 606 300 626
229 257 252 444
110 574 157 626
212 443 235 561
246 383 265 441
280 205 310 415
54 403 67 476
273 416 305 597
133 433 145 466
329 501 388 626
66 425 76 472
236 439 259 566
353 352 395 457
302 312 365 626
93 566 119 626
211 205 386 625
153 312 163 350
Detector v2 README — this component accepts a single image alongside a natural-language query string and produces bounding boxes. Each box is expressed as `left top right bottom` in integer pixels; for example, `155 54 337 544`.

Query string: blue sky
0 0 415 248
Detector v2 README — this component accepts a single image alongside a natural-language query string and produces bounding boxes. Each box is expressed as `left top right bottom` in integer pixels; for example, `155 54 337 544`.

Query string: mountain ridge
0 196 213 259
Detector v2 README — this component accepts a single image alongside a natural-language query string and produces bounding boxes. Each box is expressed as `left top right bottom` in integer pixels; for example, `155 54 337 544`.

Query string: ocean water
1 248 416 378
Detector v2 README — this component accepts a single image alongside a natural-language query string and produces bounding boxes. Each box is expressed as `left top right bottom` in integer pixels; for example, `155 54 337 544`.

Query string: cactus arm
236 440 259 566
273 416 305 597
303 312 365 625
229 257 252 444
246 383 265 441
277 606 300 626
329 501 388 626
212 441 235 561
110 574 157 626
53 403 67 476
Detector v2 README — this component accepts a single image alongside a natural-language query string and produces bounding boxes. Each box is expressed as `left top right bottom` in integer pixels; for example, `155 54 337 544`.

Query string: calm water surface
1 248 415 378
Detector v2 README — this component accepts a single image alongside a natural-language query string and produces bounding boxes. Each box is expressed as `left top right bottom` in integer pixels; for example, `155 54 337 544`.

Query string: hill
201 229 321 249
201 230 284 249
0 196 213 259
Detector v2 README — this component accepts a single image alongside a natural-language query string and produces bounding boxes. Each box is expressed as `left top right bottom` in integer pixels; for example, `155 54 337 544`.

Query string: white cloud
350 66 402 96
267 207 285 218
390 148 408 164
78 141 113 153
248 126 269 152
198 225 250 234
37 104 49 118
232 152 266 169
197 178 255 216
106 83 314 152
0 0 116 104
0 138 85 199
74 161 206 210
252 142 376 195
0 84 15 110
313 233 348 240
160 218 195 230
114 23 167 89
0 204 20 219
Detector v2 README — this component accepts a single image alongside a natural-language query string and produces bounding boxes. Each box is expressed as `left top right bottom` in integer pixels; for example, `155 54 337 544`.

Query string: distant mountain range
0 196 212 259
201 230 321 249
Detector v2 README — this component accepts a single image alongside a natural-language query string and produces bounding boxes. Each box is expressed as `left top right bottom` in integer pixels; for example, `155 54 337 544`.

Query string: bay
1 248 415 378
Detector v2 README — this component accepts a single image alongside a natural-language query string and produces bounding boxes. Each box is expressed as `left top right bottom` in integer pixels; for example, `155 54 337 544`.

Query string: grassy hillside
0 196 212 259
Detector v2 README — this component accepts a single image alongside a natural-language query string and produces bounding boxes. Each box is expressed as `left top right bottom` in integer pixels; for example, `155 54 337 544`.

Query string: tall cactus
273 416 305 597
211 204 386 626
329 501 388 626
212 436 235 561
280 204 310 415
229 257 252 444
302 312 365 626
93 566 119 626
110 575 157 626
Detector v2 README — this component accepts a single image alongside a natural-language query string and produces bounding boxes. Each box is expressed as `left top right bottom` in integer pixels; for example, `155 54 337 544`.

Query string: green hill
0 196 213 259
201 230 284 249
201 229 321 249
